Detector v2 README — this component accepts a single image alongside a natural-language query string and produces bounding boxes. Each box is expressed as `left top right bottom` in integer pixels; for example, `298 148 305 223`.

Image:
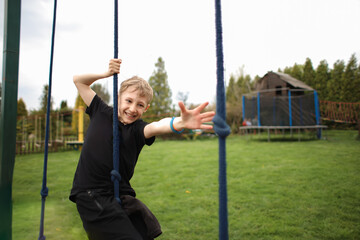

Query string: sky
1 0 360 111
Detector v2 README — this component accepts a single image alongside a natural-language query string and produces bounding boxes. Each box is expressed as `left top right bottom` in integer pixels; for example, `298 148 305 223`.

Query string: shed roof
267 71 313 90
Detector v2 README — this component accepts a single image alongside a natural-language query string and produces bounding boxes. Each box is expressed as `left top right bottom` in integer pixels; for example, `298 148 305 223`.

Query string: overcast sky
1 0 360 110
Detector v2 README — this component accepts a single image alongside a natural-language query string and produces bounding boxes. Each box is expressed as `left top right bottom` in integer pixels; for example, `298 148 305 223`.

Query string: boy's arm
73 59 121 106
144 101 215 139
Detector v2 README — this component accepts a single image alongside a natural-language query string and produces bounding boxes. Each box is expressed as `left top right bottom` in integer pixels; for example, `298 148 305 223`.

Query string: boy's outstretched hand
178 101 215 130
144 101 215 138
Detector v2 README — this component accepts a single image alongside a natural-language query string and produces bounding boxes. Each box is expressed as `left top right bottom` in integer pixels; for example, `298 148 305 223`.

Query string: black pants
75 190 150 240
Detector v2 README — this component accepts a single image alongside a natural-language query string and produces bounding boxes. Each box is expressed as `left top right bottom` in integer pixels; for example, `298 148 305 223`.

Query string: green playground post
0 0 21 239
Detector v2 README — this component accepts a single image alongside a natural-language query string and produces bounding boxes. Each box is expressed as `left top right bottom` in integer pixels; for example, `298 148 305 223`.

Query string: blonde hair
119 76 153 104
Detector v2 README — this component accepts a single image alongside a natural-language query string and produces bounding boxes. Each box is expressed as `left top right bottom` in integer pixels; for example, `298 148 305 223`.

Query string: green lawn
12 130 360 239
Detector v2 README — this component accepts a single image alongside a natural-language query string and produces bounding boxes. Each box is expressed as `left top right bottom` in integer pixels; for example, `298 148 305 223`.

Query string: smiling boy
69 59 215 240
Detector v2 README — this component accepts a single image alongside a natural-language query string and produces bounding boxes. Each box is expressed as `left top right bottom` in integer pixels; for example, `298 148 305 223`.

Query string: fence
320 100 360 123
16 137 77 155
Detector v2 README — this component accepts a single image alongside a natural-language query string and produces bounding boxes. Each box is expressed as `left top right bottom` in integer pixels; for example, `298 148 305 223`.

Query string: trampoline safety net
242 90 318 126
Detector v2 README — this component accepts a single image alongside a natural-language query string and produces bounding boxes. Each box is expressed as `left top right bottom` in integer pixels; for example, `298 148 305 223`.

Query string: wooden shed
256 71 313 96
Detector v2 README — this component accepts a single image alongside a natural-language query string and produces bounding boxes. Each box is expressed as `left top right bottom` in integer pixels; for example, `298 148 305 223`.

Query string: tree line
282 54 360 103
226 53 360 132
13 57 174 140
227 53 360 104
7 53 360 138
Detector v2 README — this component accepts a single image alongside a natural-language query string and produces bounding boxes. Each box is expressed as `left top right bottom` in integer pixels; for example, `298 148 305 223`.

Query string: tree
303 58 316 88
59 100 72 126
226 74 243 133
91 83 110 104
291 63 304 82
39 84 54 113
356 63 360 102
327 60 345 102
17 98 28 117
283 63 304 82
147 57 172 119
176 91 189 107
226 66 254 133
60 100 69 111
253 75 261 87
226 75 239 104
341 54 359 102
16 98 33 142
314 60 330 100
283 66 292 75
228 66 253 98
226 68 253 105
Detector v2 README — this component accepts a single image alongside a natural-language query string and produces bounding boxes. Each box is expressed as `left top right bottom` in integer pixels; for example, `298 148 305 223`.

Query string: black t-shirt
70 95 155 202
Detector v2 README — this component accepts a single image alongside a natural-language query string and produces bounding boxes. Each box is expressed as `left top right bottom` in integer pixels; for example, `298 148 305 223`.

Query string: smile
125 111 137 119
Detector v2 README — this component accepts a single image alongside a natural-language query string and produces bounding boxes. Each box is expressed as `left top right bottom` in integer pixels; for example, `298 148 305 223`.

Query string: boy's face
118 86 150 125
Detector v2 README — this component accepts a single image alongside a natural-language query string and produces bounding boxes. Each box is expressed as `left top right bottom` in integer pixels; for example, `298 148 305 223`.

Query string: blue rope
314 90 322 139
38 0 57 239
214 0 230 239
112 0 122 205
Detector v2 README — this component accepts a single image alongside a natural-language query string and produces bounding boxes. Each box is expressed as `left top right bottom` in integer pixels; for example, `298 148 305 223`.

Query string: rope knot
40 187 49 198
212 114 231 138
111 169 121 182
115 197 121 204
38 235 46 240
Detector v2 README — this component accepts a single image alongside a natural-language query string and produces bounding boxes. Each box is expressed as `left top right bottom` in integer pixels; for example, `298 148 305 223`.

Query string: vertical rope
213 0 230 239
273 97 276 125
257 92 261 126
288 90 292 126
314 90 322 139
111 0 122 204
38 0 57 239
242 95 245 122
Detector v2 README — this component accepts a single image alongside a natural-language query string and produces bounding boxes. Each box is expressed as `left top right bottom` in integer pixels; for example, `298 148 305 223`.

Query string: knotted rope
213 0 230 239
38 0 57 239
112 0 122 205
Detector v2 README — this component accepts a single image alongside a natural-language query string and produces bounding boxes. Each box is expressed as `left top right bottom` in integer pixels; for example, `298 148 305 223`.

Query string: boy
70 59 215 240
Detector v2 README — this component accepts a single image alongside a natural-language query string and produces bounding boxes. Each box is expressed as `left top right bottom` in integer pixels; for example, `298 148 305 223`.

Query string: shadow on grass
252 137 319 142
240 133 321 142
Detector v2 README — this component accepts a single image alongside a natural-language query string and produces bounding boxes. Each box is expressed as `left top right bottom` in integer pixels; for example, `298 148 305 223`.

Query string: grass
11 130 360 239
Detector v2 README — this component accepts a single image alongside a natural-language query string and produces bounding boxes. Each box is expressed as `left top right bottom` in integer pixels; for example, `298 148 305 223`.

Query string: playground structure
15 111 75 154
15 105 92 154
240 90 360 141
239 71 329 141
65 106 85 150
240 88 327 141
0 0 230 239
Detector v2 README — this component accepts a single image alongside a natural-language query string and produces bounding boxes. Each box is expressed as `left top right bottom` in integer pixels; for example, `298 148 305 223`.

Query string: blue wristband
170 117 184 134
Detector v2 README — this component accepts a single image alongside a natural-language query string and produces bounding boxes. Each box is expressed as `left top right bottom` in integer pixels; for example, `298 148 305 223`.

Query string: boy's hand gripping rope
112 0 122 205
